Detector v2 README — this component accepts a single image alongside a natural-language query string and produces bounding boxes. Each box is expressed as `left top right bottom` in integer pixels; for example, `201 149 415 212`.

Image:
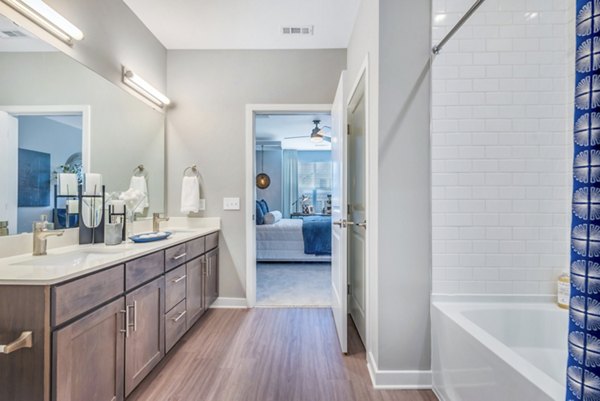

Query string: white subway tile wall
431 0 574 295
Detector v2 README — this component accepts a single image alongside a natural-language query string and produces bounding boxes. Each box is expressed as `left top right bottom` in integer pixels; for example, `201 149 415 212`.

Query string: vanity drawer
52 264 124 326
165 243 187 271
125 251 164 291
165 300 187 352
186 237 205 260
165 265 186 311
205 232 219 252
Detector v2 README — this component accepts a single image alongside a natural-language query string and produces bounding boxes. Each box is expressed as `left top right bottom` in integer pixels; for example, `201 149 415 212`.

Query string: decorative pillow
263 210 282 225
256 201 265 225
259 199 269 214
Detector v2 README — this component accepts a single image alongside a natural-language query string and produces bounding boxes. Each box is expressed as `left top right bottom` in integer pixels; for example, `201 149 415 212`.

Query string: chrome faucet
32 216 64 256
153 213 169 232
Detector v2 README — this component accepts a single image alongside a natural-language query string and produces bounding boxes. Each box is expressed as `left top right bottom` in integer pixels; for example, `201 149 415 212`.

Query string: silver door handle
132 301 137 332
172 310 187 322
172 275 187 283
0 331 32 354
333 219 347 228
120 309 129 337
173 253 187 260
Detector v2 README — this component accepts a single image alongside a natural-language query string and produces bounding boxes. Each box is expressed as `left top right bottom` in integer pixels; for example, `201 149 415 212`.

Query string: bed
256 217 332 262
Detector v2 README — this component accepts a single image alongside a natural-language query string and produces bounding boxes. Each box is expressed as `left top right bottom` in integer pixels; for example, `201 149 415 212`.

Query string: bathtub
432 298 569 401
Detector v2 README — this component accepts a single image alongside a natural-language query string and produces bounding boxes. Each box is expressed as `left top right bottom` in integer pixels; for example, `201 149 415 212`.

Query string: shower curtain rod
432 0 487 55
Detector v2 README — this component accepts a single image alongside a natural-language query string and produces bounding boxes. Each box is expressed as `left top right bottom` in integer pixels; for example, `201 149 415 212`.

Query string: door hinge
347 124 351 135
347 284 351 295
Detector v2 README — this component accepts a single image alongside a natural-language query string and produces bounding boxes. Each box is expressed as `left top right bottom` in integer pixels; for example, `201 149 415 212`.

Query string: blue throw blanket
302 216 331 255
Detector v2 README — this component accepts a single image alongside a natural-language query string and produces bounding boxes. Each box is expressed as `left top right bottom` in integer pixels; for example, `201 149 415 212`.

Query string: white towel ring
183 165 200 177
133 164 147 178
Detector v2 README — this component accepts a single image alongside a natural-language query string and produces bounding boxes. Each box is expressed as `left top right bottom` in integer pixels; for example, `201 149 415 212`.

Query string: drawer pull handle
0 331 33 354
172 310 187 323
173 253 187 260
172 275 187 283
120 309 129 337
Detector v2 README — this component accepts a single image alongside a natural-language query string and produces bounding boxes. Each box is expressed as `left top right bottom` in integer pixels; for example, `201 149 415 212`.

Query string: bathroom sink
168 228 195 234
10 248 123 267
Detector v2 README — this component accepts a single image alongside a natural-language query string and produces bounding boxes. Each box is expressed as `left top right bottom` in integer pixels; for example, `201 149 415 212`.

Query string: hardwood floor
128 308 437 401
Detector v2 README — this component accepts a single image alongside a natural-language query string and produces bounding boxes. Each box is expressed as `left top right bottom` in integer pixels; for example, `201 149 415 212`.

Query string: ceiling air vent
0 30 27 39
282 25 314 36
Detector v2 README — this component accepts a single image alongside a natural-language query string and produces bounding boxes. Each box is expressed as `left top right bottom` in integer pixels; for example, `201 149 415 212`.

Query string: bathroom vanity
0 228 219 401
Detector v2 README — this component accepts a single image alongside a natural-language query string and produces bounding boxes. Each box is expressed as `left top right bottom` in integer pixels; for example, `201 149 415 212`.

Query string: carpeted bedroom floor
256 262 332 307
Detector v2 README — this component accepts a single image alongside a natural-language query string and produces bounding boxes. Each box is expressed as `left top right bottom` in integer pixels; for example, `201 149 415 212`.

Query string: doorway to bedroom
254 112 333 307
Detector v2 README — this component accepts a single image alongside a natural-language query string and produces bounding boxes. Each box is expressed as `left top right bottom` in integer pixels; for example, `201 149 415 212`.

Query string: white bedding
256 219 331 262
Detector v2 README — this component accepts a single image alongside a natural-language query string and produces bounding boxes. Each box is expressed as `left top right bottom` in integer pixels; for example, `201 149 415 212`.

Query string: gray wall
17 116 81 233
166 49 347 298
255 148 282 212
0 0 166 92
377 0 432 372
346 0 432 375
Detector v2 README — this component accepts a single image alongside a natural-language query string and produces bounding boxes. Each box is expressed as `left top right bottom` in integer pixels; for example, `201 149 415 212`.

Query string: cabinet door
205 248 219 308
125 277 165 396
54 297 125 401
186 256 205 328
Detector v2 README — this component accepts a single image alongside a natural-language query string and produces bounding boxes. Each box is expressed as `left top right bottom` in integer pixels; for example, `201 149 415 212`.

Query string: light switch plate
223 197 240 210
198 199 206 211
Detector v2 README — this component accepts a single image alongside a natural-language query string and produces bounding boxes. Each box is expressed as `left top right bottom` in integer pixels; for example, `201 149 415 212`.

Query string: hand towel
129 176 149 213
58 173 78 196
84 173 103 195
66 199 79 215
180 176 200 214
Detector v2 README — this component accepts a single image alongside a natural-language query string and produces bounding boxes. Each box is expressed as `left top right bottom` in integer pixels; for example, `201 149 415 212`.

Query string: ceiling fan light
310 134 324 143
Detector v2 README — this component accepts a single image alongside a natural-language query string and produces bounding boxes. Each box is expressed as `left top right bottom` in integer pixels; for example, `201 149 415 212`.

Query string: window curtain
567 2 600 400
282 150 298 218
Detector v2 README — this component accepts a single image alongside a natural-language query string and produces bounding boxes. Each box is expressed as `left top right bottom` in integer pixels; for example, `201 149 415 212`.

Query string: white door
347 75 367 343
0 111 18 235
331 72 348 353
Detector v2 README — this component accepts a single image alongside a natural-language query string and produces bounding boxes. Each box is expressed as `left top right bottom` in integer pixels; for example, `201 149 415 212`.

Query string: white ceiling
0 14 57 52
123 0 361 50
256 113 331 151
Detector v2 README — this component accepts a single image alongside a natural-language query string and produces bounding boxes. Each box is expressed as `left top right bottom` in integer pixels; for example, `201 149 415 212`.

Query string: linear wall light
122 67 171 108
1 0 84 45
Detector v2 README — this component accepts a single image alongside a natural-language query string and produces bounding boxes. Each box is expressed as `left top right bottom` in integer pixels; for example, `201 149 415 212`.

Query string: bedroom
254 113 333 306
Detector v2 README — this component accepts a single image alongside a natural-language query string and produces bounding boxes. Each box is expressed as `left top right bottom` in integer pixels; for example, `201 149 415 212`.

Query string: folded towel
66 199 79 215
58 173 78 196
181 176 200 214
84 173 102 195
129 176 149 213
263 210 282 225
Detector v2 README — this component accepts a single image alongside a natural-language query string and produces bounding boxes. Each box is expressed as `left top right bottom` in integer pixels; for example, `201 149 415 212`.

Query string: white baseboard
367 352 432 389
209 297 248 309
432 387 445 401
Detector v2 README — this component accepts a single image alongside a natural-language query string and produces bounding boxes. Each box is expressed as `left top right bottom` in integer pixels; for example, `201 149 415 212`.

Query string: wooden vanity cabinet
205 248 219 308
0 230 219 401
186 256 205 328
124 277 165 396
54 297 125 401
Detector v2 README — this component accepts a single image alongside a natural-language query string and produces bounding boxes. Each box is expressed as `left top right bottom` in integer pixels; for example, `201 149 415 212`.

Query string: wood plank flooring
128 308 437 401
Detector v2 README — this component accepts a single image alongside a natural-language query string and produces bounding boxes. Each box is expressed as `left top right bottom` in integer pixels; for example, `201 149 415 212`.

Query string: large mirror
0 14 165 235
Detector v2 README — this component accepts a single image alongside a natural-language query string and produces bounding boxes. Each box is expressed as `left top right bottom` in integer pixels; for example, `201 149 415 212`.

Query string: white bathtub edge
431 293 556 304
367 351 433 389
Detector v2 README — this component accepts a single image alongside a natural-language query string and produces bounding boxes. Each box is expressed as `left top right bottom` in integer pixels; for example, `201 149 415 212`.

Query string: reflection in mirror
0 14 165 235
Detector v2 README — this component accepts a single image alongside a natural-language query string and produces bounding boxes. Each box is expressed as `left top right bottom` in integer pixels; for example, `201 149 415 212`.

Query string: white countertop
0 225 219 286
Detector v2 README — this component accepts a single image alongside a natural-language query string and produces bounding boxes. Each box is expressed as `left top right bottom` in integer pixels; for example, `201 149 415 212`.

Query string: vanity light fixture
122 68 171 108
1 0 84 44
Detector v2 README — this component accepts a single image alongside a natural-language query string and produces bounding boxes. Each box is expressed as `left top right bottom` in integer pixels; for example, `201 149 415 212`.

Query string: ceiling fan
285 119 331 143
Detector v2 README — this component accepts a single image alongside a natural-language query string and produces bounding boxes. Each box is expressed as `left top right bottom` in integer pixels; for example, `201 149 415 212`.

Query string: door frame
244 103 332 308
0 105 92 171
346 56 376 359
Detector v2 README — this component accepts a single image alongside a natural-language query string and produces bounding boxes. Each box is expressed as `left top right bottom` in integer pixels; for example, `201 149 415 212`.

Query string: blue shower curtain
567 2 600 399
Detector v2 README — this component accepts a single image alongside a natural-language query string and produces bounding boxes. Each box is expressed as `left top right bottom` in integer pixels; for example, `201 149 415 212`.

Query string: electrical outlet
223 197 240 210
